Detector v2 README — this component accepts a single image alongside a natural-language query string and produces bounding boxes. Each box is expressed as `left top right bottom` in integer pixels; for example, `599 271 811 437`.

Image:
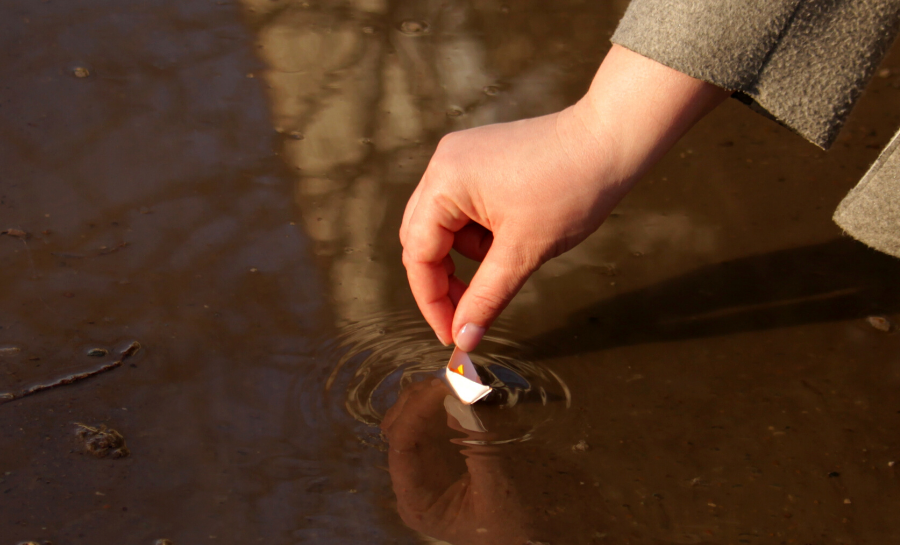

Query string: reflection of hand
381 379 530 545
400 45 729 349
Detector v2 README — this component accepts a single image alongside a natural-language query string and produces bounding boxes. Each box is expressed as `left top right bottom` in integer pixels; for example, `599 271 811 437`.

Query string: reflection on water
381 379 532 545
1 0 899 543
241 0 623 325
322 310 571 444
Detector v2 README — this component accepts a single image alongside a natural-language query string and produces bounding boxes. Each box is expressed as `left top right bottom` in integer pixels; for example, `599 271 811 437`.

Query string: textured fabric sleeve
612 0 900 149
833 128 900 257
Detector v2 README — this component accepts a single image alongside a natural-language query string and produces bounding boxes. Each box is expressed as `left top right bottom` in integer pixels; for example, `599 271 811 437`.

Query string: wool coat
612 0 900 257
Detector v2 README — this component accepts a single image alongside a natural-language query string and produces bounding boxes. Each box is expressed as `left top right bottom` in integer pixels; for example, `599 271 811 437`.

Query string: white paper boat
445 347 492 405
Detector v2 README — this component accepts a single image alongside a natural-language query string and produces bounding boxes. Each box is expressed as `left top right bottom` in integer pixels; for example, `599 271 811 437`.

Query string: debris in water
2 228 29 238
86 348 109 357
52 241 128 260
155 540 174 545
398 20 430 35
0 346 21 356
120 341 141 358
866 315 894 332
73 66 91 78
571 439 590 452
75 423 129 458
0 341 141 405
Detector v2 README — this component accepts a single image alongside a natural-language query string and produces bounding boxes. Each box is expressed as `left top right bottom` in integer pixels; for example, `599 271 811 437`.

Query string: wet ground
1 1 899 543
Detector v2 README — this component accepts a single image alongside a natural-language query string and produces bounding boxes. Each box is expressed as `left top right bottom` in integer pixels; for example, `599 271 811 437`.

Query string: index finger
401 188 470 345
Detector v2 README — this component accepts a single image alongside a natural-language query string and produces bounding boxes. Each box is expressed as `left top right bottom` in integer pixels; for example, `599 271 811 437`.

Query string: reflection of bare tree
240 0 601 324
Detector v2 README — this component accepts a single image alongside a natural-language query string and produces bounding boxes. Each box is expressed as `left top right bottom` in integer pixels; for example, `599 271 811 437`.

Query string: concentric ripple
323 310 571 444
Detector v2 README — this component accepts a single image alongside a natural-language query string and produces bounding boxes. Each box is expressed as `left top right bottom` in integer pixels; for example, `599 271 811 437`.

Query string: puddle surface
322 310 571 444
1 0 900 543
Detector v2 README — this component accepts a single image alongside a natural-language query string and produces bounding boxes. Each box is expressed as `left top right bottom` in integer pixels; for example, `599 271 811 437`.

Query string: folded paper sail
445 347 492 405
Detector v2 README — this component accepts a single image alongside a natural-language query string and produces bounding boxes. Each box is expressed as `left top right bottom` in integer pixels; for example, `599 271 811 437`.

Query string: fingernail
436 332 451 346
455 323 486 352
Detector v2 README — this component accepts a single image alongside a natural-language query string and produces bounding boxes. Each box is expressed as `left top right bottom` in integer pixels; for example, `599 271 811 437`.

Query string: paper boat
445 347 492 405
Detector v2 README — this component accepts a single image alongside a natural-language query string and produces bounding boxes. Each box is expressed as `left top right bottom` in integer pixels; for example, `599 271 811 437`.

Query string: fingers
404 258 455 345
451 241 539 351
448 275 467 308
402 187 470 346
399 182 424 246
453 222 493 262
442 255 455 276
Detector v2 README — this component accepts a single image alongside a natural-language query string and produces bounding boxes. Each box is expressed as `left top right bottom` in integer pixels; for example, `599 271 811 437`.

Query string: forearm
572 44 731 189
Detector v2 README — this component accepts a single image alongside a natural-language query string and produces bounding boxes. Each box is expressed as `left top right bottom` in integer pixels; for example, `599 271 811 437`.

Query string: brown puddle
1 0 899 543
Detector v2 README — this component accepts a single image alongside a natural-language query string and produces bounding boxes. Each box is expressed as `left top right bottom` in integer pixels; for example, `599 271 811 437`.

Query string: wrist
574 44 730 185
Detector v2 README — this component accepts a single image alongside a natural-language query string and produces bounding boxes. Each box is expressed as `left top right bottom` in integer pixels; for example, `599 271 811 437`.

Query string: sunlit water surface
321 311 571 444
1 0 900 544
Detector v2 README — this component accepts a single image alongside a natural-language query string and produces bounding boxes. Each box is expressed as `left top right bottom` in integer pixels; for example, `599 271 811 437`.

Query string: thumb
451 242 539 351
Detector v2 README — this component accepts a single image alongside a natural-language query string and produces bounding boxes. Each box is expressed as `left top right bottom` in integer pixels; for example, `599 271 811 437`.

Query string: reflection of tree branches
246 0 618 324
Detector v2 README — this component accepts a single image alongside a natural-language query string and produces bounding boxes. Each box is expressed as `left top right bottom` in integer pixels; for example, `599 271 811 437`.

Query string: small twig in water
0 341 141 405
51 241 129 260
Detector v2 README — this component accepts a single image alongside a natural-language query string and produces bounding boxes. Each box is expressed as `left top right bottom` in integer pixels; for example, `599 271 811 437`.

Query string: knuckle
435 131 460 152
401 247 418 268
428 134 463 172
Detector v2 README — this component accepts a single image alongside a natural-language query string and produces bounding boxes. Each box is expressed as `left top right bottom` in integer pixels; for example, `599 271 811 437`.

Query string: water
1 0 900 543
322 310 571 444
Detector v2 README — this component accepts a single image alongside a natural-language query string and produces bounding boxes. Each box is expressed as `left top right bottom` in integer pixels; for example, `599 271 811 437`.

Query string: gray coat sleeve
611 0 900 149
833 128 900 257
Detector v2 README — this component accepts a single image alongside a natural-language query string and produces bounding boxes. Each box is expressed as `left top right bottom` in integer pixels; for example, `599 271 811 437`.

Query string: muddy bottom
2 1 900 544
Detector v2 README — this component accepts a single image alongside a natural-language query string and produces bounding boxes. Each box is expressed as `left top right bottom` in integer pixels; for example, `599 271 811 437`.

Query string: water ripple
322 310 571 444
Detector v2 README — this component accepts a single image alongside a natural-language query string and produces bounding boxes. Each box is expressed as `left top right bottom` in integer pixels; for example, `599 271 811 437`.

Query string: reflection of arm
614 0 900 149
382 380 530 545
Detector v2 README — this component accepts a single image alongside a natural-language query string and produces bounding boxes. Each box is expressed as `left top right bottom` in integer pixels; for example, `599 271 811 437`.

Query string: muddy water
1 0 899 543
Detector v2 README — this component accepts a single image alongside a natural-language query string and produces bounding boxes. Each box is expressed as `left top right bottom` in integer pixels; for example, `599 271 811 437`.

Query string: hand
381 379 529 545
400 45 729 349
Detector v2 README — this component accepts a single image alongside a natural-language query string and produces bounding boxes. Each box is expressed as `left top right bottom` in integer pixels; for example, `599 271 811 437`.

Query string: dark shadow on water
528 238 899 356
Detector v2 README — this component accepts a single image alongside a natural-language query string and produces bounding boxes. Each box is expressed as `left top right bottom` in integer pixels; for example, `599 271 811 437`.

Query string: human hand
400 45 729 349
381 379 529 544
